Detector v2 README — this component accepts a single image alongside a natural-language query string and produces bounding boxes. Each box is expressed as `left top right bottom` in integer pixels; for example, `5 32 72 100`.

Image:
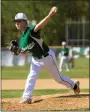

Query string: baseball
52 6 57 12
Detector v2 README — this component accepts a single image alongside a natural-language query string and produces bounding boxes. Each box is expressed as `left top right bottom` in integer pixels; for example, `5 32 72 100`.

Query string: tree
1 0 90 47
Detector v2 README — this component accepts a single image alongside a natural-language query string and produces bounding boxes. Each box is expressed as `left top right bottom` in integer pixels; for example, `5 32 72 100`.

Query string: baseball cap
62 41 66 46
13 13 27 21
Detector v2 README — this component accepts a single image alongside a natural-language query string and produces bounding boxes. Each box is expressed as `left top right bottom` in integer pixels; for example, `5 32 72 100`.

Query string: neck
21 25 28 33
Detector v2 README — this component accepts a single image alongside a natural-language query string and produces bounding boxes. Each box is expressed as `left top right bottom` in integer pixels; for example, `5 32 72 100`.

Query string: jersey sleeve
30 25 41 39
30 25 36 31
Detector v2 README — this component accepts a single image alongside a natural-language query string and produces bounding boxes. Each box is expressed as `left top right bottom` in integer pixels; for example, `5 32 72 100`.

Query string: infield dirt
1 78 89 111
1 93 89 111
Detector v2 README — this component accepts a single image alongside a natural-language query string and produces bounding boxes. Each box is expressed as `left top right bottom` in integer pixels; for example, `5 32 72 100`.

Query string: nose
15 22 20 27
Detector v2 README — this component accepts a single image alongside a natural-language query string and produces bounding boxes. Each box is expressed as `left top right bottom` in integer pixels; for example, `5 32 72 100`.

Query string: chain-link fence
65 20 90 47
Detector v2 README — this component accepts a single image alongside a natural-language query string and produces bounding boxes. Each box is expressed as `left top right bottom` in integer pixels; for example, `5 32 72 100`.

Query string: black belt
36 53 49 59
43 53 49 57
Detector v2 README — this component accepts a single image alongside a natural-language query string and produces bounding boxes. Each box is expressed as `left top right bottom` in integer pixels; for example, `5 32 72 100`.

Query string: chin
17 27 20 30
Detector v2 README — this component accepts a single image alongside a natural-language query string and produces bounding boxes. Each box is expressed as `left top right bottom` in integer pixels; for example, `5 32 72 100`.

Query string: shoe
20 98 32 104
73 81 80 94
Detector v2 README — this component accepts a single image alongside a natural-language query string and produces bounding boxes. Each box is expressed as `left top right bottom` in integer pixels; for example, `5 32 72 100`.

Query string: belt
43 53 49 57
35 53 49 59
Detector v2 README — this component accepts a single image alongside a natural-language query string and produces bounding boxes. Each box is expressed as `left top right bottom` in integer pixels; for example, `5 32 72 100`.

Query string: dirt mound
1 93 89 111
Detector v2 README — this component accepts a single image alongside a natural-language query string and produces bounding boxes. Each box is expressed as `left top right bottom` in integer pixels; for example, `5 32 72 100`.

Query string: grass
1 89 89 98
1 65 51 79
1 58 89 79
1 57 89 111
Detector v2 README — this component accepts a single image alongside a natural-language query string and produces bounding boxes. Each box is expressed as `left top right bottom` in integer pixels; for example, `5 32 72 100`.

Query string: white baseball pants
22 49 76 99
59 56 70 72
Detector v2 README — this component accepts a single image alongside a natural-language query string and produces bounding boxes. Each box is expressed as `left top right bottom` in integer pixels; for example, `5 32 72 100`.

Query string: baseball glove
69 57 73 63
8 40 21 55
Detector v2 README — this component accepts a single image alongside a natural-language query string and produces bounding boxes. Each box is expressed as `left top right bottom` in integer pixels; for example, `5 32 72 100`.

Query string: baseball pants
22 49 76 99
59 56 70 72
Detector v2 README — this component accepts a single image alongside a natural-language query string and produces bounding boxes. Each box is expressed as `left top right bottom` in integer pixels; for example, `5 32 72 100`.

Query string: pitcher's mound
1 93 89 111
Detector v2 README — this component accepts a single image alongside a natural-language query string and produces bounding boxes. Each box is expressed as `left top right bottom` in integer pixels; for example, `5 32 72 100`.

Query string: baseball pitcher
9 6 80 104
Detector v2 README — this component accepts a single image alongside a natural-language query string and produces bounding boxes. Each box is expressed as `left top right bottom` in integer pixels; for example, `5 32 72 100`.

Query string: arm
34 6 58 32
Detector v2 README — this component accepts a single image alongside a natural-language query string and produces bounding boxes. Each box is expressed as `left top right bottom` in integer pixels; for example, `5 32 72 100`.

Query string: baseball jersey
19 25 49 58
60 47 69 56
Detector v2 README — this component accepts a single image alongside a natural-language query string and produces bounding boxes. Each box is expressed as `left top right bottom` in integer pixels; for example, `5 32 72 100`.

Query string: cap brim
12 20 16 22
12 19 27 22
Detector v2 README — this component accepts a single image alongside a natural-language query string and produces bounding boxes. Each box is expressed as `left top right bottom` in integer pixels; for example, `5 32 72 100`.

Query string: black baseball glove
8 40 21 55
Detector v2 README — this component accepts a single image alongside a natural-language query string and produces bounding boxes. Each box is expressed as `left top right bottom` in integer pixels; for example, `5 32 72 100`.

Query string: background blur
1 0 90 66
1 2 89 109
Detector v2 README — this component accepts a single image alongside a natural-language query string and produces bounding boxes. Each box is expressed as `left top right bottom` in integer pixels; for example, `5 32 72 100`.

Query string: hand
48 6 58 17
8 40 21 55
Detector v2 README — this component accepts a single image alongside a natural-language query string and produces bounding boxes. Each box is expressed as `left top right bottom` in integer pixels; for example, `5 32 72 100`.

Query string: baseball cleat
20 98 32 104
73 80 80 94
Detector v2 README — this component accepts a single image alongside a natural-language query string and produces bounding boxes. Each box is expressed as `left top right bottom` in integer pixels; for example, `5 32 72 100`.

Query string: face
14 20 27 31
63 45 66 48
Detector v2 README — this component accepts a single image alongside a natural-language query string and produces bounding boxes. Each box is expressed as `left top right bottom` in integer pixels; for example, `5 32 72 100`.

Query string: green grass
1 58 89 79
1 66 51 79
1 89 89 98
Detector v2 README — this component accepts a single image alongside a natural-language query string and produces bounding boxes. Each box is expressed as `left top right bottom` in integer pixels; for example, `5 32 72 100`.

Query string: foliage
1 0 90 46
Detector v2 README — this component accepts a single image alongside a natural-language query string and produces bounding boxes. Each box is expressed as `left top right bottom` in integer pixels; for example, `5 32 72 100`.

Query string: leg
65 57 70 71
43 50 80 91
21 61 40 100
44 56 74 88
59 56 64 72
